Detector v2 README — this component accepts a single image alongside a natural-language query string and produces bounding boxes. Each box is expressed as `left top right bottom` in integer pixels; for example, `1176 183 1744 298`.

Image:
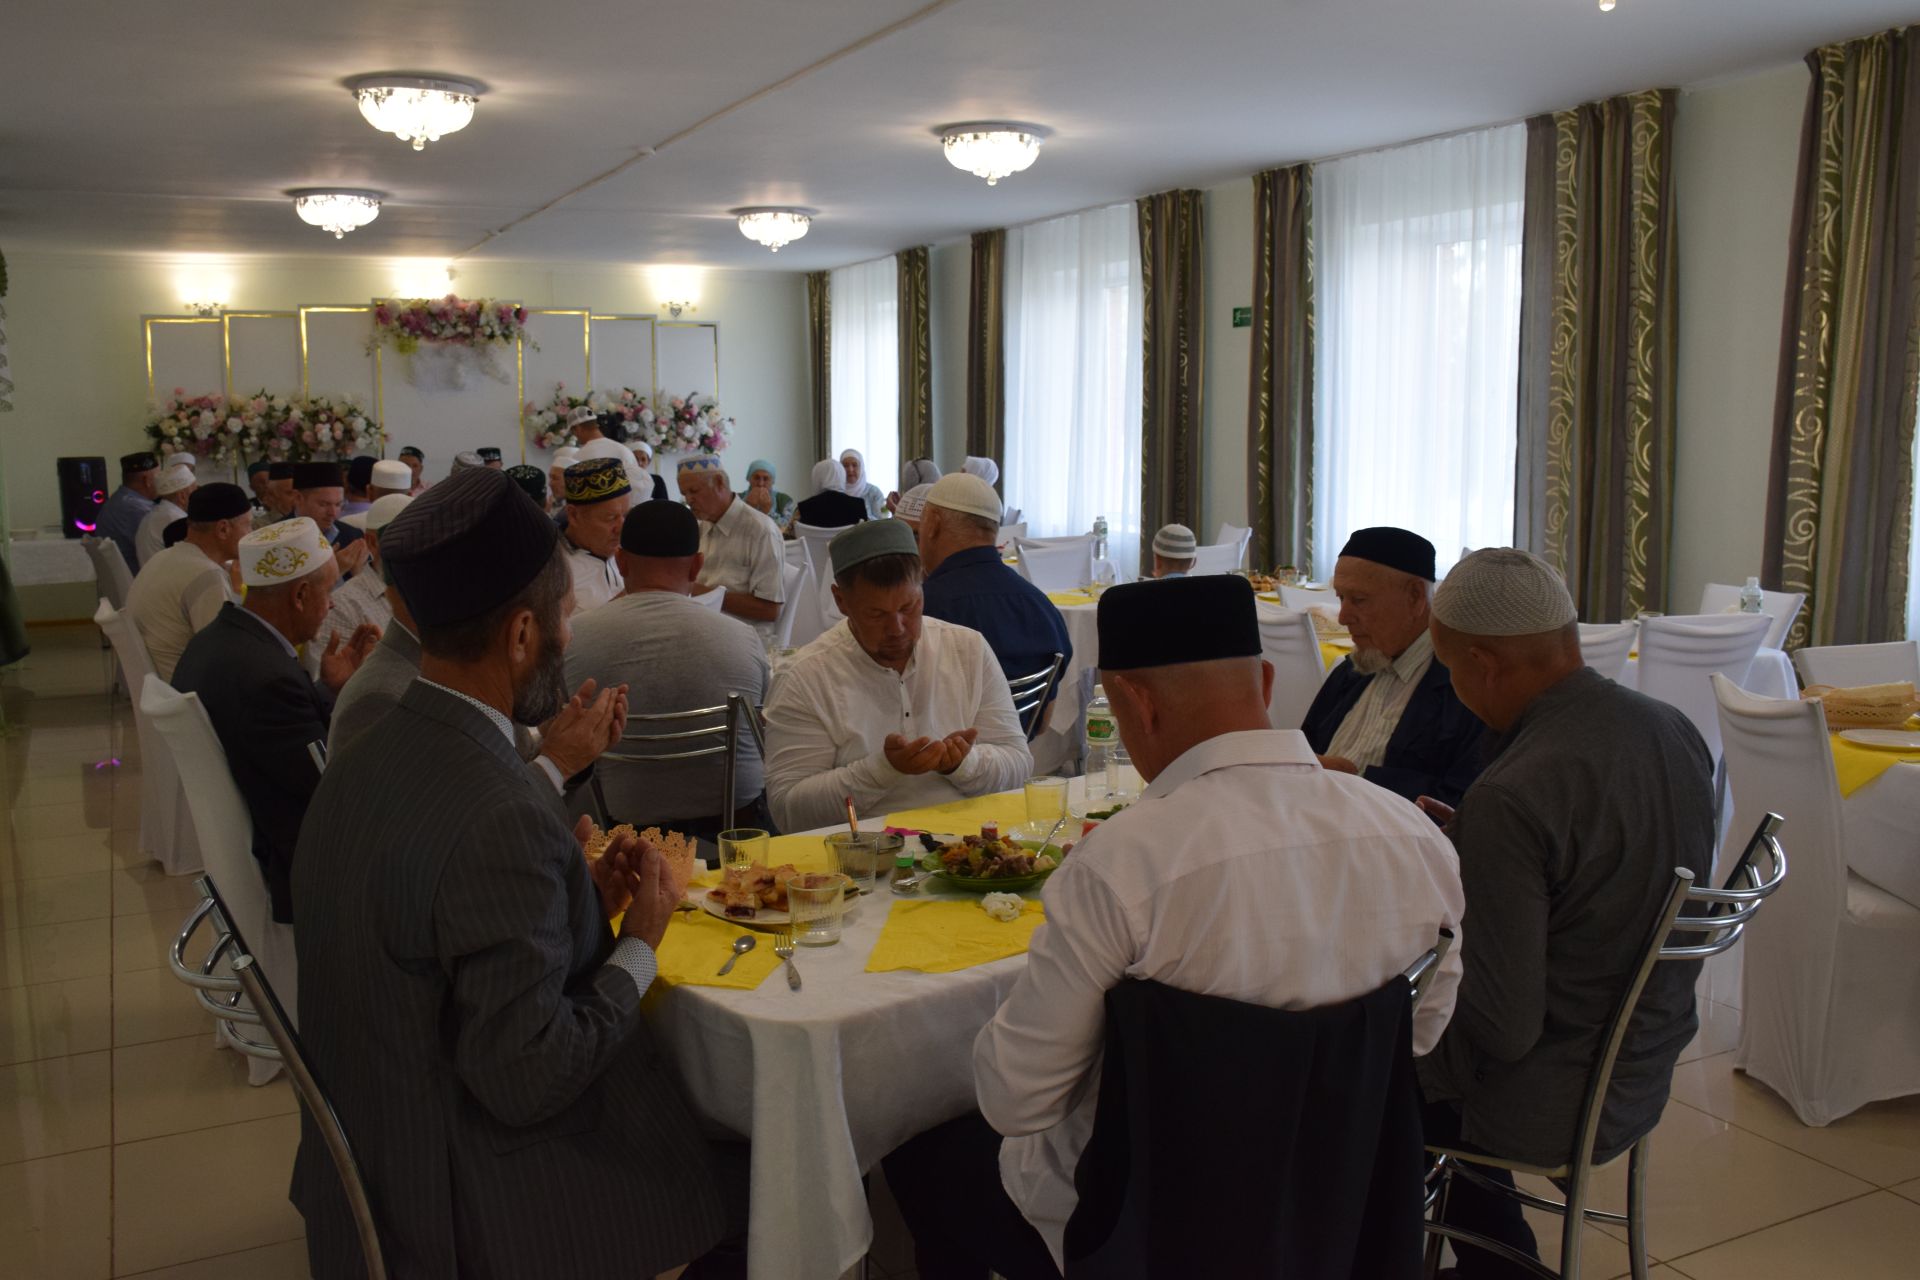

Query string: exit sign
1231 306 1252 328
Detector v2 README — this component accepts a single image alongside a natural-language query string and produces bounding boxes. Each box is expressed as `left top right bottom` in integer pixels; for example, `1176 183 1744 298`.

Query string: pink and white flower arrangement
287 395 384 461
367 295 535 356
650 391 732 456
143 388 288 465
524 383 652 452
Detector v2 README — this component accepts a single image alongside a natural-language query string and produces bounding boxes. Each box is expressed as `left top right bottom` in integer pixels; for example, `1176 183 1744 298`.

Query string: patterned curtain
1137 189 1206 567
896 246 932 462
805 270 831 460
1764 28 1920 648
1246 165 1314 574
1514 90 1679 623
965 229 1007 480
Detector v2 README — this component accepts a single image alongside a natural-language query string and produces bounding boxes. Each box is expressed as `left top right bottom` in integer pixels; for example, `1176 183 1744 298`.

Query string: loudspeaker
57 456 109 539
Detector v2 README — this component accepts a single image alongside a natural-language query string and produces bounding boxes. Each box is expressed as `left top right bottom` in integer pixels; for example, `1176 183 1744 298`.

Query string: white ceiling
2 0 1912 270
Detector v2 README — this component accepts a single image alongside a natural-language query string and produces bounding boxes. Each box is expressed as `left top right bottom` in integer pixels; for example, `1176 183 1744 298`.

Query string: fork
774 931 801 991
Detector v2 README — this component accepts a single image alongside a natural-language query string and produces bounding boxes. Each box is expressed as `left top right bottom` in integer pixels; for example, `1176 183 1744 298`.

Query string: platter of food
696 862 858 930
916 828 1068 893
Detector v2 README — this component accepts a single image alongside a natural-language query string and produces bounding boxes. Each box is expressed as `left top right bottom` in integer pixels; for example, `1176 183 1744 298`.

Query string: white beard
1350 647 1392 675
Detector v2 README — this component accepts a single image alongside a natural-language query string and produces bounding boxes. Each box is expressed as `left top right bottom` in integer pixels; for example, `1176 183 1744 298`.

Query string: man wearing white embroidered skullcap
1417 547 1714 1275
892 483 935 530
366 459 412 501
171 516 380 923
135 465 198 569
1150 524 1197 579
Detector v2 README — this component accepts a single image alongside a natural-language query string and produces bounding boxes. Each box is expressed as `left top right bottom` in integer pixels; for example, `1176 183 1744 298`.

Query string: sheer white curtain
1312 124 1527 580
1909 402 1919 640
1004 203 1144 579
828 256 899 493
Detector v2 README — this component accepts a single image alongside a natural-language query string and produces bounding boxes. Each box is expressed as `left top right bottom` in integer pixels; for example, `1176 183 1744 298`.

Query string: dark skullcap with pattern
1097 575 1262 671
505 463 547 507
564 457 632 505
380 467 560 629
477 447 503 463
121 452 159 473
399 446 425 460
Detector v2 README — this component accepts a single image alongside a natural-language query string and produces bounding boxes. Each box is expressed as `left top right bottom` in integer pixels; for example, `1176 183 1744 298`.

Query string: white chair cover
1634 613 1771 766
1014 537 1096 593
782 539 809 569
1277 584 1337 612
93 600 200 876
693 587 727 613
995 523 1029 550
793 523 846 643
1209 524 1253 570
1254 603 1326 731
1189 540 1246 576
1793 640 1920 689
1697 583 1807 651
774 559 812 650
1576 621 1637 683
1713 674 1920 1125
141 677 296 1087
81 535 132 610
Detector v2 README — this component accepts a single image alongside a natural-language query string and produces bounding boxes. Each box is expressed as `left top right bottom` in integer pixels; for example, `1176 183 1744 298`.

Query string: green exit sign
1231 306 1252 328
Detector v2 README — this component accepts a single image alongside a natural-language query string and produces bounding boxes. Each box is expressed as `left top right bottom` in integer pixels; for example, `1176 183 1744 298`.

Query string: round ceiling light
346 74 485 150
940 122 1049 186
733 207 814 253
289 188 385 239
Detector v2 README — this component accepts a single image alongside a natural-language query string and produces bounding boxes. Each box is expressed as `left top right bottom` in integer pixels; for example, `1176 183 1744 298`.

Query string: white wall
1200 177 1255 542
0 253 809 532
929 239 970 472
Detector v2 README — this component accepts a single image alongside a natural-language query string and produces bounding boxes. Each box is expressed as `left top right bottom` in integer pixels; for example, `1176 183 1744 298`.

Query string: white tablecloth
5 530 94 587
1846 761 1920 908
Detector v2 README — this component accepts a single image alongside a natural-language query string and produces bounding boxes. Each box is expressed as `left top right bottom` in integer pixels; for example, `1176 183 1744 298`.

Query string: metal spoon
716 935 756 976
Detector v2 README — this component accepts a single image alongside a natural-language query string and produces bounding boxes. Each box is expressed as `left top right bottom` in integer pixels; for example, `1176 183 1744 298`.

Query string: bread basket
1801 683 1920 731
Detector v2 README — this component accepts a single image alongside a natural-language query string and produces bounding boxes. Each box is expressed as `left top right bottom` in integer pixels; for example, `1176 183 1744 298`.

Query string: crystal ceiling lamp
345 74 485 150
939 122 1049 186
289 188 385 239
733 207 814 253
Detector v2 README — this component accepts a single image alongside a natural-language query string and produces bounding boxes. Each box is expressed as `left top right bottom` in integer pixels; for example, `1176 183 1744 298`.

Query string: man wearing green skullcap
738 458 795 529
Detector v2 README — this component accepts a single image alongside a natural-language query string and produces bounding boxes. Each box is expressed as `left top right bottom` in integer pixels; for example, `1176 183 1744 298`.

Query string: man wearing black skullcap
259 461 298 525
477 446 505 469
398 445 427 493
341 455 377 516
291 461 369 579
246 460 277 521
884 576 1465 1278
123 482 252 682
98 451 161 572
290 468 738 1278
567 500 774 840
1299 527 1486 806
505 463 547 510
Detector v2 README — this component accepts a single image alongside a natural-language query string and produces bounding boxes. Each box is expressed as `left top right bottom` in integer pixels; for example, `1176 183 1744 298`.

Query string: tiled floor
5 622 1919 1278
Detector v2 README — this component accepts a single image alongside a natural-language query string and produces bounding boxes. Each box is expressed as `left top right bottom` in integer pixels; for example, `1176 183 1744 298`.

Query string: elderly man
303 493 408 681
450 450 485 476
883 576 1465 1277
1148 524 1196 579
135 464 196 568
888 459 942 515
172 518 379 923
124 483 250 682
560 456 630 613
679 456 785 632
1300 527 1484 806
398 445 426 493
290 468 735 1277
1413 549 1713 1278
245 461 277 521
98 451 160 571
764 520 1032 830
568 500 774 837
368 458 413 501
547 448 579 518
739 458 795 528
918 473 1071 739
260 461 298 524
893 484 934 533
341 456 377 516
290 462 370 581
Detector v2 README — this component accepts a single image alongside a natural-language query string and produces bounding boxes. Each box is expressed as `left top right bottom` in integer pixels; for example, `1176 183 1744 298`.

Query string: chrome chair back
588 693 766 830
1006 652 1065 739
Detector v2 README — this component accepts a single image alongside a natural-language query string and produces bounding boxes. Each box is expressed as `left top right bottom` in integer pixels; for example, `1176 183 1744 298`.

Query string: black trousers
1422 1101 1542 1279
880 1112 1063 1280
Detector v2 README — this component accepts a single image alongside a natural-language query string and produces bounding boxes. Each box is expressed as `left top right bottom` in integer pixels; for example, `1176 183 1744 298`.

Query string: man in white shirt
677 455 785 634
762 519 1032 831
134 465 196 568
558 456 630 614
304 493 410 681
124 482 251 682
883 575 1465 1278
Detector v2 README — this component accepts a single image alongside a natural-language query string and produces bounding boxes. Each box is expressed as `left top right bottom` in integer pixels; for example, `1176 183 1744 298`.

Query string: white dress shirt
123 541 235 682
134 498 187 569
973 729 1465 1268
696 495 786 632
762 617 1034 831
564 540 624 614
303 566 392 681
1327 630 1435 769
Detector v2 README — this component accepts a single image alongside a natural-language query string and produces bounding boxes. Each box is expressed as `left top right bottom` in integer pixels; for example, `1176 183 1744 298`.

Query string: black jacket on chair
172 603 333 923
1302 654 1486 806
793 490 868 529
1064 978 1425 1280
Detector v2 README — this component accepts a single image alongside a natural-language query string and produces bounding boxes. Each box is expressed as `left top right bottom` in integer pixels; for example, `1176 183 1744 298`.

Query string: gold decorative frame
654 320 721 400
219 311 297 399
296 304 383 428
586 313 660 397
143 316 223 401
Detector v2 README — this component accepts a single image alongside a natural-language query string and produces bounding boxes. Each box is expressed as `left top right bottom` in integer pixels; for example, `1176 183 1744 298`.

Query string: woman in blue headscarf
739 457 795 528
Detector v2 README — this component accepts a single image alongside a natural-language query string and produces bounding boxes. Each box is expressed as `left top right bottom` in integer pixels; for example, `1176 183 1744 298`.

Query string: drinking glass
718 828 769 873
825 832 900 895
788 873 852 946
1025 776 1069 827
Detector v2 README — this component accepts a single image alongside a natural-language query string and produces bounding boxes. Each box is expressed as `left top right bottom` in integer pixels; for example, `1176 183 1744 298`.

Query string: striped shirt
1326 630 1435 769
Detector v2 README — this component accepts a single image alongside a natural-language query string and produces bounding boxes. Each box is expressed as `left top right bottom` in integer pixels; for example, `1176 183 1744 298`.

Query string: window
828 256 899 495
1004 203 1144 578
1312 124 1527 580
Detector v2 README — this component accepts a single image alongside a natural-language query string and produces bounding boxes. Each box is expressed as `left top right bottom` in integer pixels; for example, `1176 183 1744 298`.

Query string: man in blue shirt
98 451 160 573
918 473 1071 740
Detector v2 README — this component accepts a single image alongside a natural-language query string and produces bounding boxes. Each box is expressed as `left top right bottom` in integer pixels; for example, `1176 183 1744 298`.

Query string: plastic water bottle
1092 516 1109 563
1084 684 1117 802
1739 576 1765 614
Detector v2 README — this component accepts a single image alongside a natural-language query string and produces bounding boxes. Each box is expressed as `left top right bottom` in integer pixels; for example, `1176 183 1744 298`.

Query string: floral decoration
144 388 289 465
367 295 534 356
522 383 652 452
272 395 384 462
650 391 733 455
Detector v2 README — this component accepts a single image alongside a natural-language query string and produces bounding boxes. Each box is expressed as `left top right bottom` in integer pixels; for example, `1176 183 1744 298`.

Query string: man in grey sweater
1414 549 1713 1279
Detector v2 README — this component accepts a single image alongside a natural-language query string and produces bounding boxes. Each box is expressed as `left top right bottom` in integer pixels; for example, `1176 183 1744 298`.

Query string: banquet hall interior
4 0 1920 1276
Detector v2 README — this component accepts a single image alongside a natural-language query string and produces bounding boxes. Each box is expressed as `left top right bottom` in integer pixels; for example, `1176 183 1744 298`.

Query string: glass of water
1025 776 1069 826
788 873 852 946
718 828 769 873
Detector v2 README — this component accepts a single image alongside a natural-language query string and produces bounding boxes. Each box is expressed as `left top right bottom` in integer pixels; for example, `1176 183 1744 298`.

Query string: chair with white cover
1278 584 1337 613
94 600 200 875
774 559 812 650
143 676 296 1087
1212 523 1253 570
1255 603 1326 731
1634 613 1771 770
996 522 1028 549
1015 536 1097 593
1577 622 1638 683
692 586 727 612
81 535 132 610
1793 640 1920 690
1189 541 1245 576
1712 673 1920 1125
793 522 846 640
1697 583 1806 651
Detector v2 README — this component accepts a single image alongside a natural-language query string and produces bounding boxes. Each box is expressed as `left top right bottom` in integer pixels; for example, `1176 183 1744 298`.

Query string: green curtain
1246 165 1314 575
1764 28 1920 649
805 270 832 460
896 246 933 462
965 229 1007 481
1137 189 1207 567
1514 90 1680 623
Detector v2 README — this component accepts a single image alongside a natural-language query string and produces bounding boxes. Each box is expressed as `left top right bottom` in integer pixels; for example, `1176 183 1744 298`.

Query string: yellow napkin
1831 727 1920 798
646 909 783 990
884 789 1030 834
865 898 1047 974
1319 641 1352 670
1047 589 1098 608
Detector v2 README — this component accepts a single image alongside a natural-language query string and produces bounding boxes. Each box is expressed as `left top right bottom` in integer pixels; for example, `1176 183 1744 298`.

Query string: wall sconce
184 301 225 317
661 300 696 319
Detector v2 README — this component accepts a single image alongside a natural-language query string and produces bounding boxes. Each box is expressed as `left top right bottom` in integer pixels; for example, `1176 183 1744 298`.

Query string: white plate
1839 728 1920 751
695 888 861 932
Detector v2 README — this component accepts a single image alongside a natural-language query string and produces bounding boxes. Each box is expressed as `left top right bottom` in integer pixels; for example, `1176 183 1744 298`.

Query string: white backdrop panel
589 315 656 396
656 322 720 401
520 310 591 462
382 345 523 467
224 313 299 399
301 308 377 409
146 318 224 401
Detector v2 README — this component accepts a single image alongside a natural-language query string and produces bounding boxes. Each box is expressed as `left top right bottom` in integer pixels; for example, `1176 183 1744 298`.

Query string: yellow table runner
1046 589 1098 608
884 790 1030 834
865 898 1047 974
649 909 783 990
1831 720 1920 798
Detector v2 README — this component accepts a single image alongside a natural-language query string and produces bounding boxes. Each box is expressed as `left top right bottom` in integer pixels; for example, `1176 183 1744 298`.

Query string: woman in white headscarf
840 449 887 520
794 458 869 530
961 455 999 487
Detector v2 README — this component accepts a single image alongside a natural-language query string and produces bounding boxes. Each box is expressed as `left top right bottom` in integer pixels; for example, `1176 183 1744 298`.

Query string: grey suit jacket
290 681 728 1279
327 621 422 756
